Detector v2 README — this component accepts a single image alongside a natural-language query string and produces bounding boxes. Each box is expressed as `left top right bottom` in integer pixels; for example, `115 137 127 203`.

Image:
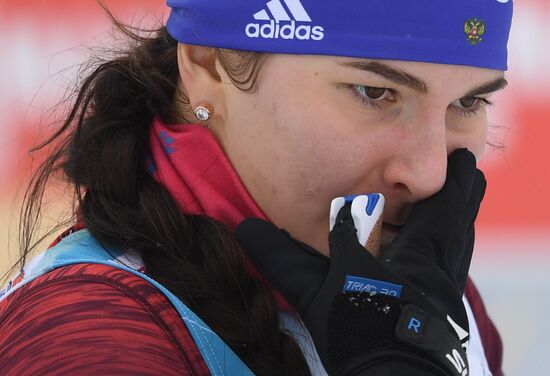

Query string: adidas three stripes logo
253 0 312 23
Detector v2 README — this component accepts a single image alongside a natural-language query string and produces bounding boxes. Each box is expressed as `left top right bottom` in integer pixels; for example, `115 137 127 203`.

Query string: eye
354 85 394 101
454 97 478 108
349 84 397 110
451 96 493 117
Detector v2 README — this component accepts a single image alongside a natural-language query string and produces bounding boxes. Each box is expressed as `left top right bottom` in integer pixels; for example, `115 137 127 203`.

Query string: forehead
265 54 505 96
378 59 502 80
335 55 503 82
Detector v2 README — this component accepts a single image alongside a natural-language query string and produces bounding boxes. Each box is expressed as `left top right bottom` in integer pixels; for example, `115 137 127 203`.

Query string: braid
20 17 311 376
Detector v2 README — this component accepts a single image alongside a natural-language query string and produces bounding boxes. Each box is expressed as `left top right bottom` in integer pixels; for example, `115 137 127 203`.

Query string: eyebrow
340 61 509 97
463 77 508 97
341 61 429 94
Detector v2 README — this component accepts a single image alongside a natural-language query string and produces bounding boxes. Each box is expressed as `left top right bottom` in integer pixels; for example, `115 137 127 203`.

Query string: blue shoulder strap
24 230 254 376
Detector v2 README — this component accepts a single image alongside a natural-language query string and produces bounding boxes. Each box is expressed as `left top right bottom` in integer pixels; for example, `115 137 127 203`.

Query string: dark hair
15 7 311 375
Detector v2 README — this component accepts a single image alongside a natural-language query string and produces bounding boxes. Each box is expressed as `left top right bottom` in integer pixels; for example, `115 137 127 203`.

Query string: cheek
474 123 489 158
271 106 362 189
446 114 489 160
261 94 381 200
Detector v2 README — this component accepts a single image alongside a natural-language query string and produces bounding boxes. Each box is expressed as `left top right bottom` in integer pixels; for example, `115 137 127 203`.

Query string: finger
386 149 479 259
329 203 365 258
446 168 486 284
469 169 487 210
452 169 485 291
235 218 329 309
447 148 478 200
454 224 475 293
329 202 387 273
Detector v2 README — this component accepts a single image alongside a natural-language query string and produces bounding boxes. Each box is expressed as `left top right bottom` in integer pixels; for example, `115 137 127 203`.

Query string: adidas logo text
245 0 325 41
246 20 324 41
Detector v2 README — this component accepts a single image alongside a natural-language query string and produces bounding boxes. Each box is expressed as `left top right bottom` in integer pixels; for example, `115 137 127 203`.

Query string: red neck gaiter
149 118 267 228
148 117 291 310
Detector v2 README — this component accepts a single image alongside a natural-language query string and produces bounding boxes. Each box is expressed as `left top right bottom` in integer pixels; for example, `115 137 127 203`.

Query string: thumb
329 203 363 257
235 218 329 311
329 194 383 261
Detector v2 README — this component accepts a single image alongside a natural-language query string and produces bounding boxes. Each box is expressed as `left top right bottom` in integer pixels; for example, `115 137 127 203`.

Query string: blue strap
27 230 254 376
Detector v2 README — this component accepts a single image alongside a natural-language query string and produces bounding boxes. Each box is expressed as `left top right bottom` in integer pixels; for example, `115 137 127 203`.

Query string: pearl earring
194 105 212 123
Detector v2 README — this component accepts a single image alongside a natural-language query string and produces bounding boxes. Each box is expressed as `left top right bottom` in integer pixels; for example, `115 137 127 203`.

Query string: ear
177 43 226 123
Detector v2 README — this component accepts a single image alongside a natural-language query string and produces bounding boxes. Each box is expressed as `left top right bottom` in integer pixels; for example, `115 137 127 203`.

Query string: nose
381 112 448 206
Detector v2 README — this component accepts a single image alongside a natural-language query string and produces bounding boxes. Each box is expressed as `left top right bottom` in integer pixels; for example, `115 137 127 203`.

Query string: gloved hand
235 149 486 376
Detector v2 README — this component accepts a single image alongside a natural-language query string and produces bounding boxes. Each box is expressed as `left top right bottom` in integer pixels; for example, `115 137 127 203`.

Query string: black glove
235 149 486 375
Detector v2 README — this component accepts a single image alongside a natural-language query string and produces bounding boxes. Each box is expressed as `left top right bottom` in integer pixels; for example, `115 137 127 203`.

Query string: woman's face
209 54 507 254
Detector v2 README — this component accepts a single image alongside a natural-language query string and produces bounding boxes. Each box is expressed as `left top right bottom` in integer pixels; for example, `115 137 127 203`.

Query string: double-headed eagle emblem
464 18 485 45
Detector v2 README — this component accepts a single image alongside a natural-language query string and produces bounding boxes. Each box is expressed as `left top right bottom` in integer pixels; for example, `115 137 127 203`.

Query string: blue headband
166 0 513 70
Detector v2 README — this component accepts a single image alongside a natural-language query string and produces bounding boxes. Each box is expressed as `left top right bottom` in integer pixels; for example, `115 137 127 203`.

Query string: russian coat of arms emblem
464 18 486 45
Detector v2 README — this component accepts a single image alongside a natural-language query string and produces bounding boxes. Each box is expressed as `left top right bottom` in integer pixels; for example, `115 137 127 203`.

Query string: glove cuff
327 292 469 376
